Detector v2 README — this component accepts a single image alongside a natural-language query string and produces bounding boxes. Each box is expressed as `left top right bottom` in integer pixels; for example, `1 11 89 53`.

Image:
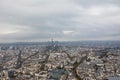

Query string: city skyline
0 0 120 42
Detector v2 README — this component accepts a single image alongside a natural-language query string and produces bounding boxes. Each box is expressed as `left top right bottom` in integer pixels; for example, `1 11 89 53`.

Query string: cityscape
0 0 120 80
0 41 120 80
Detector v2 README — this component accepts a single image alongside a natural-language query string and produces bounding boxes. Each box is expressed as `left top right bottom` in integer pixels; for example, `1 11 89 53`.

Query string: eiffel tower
50 39 60 53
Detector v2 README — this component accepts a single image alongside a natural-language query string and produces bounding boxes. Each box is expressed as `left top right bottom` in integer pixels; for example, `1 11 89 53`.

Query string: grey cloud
0 0 120 42
74 0 120 7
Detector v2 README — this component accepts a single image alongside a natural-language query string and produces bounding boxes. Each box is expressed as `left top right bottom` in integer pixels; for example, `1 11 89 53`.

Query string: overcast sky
0 0 120 42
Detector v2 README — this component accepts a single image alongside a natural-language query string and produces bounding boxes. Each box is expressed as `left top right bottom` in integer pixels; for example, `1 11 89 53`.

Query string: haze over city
0 0 120 42
1 1 120 80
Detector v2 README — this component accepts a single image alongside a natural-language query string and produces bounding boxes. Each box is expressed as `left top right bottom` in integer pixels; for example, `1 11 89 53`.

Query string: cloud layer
0 0 120 42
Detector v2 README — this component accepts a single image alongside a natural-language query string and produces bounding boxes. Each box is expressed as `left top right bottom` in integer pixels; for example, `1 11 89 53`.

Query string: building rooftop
106 77 120 80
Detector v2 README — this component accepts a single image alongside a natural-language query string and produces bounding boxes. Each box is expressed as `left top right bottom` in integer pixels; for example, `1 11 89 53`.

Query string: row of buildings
0 43 120 80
